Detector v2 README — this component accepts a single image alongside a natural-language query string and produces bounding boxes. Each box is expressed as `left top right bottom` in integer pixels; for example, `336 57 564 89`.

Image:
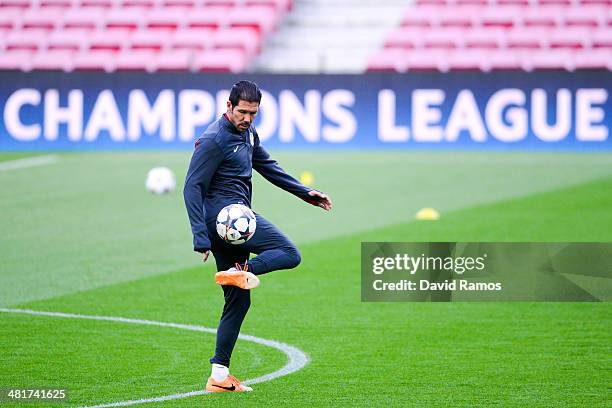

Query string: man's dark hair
229 80 262 107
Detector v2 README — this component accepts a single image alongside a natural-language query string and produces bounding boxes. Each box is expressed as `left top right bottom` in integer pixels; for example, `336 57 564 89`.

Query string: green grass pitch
1 151 611 407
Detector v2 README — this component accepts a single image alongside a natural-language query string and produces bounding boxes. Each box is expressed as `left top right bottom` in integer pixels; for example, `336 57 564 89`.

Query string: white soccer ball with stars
216 204 257 245
145 167 176 195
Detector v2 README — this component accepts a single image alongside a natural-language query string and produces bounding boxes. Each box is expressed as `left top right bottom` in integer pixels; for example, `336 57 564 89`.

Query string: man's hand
202 250 210 262
308 190 333 211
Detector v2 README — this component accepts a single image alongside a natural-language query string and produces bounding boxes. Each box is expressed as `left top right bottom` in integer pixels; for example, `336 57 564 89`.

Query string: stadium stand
368 0 612 71
0 0 292 71
0 0 610 72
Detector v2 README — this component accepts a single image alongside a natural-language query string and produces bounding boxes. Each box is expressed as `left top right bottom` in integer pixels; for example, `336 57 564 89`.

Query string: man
183 80 332 393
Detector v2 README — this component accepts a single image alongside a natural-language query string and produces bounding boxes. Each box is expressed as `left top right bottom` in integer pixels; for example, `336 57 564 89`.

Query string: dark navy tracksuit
184 114 316 367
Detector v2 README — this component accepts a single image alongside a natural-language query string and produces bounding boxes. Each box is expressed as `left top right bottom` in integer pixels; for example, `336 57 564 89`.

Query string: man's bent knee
286 246 301 269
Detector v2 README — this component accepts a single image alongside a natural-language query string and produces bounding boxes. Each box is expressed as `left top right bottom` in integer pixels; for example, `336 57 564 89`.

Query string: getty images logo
371 253 488 275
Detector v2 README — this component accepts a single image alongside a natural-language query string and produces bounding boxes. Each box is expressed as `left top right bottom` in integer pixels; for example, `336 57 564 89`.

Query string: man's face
226 100 259 132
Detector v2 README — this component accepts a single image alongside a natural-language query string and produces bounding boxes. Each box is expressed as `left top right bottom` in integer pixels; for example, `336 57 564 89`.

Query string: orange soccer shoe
205 375 253 393
215 263 260 290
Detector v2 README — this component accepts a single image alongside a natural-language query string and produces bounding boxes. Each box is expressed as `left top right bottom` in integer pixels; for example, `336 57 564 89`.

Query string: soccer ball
145 167 176 195
216 204 257 245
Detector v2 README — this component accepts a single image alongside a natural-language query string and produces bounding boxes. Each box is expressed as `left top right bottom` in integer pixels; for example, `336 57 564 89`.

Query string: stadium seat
31 49 76 70
384 28 424 49
114 49 155 71
522 6 564 27
89 29 129 50
572 49 612 69
193 48 248 72
547 27 591 48
563 6 606 27
0 49 33 70
401 7 440 27
73 49 115 70
40 0 74 8
366 49 406 72
21 7 65 29
129 29 172 50
447 50 489 70
212 27 260 55
404 50 448 71
106 8 143 29
524 49 574 70
438 7 477 27
171 28 213 50
464 27 505 49
228 6 279 33
79 0 115 8
185 7 229 29
422 28 465 49
487 50 523 70
48 28 90 50
146 8 186 29
62 8 105 29
5 29 48 50
0 8 23 30
153 48 192 70
591 28 612 48
481 6 520 27
506 27 549 48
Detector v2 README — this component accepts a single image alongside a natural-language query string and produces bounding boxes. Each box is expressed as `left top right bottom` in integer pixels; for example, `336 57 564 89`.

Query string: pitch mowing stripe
0 308 309 407
0 155 59 171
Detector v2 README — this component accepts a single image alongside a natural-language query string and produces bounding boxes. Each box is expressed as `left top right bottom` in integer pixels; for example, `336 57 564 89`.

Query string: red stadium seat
523 49 574 70
171 28 214 50
212 27 260 55
129 29 172 50
0 49 33 70
563 6 606 27
0 8 23 30
438 7 478 27
366 50 406 72
422 28 465 49
153 48 192 70
506 27 549 48
487 50 523 70
114 49 156 71
404 50 448 71
73 49 115 70
401 7 440 27
447 50 489 70
146 8 186 29
106 8 143 29
89 29 129 50
522 6 564 27
21 7 65 29
573 48 612 69
384 28 424 49
228 6 279 33
5 28 48 50
40 0 74 8
31 49 76 70
62 8 105 29
591 28 612 48
186 7 229 29
481 6 521 27
193 48 248 72
48 28 90 50
464 27 505 49
547 27 591 48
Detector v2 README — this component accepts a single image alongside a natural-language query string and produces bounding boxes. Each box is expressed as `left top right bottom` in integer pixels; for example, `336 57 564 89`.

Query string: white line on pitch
0 155 59 172
0 308 309 407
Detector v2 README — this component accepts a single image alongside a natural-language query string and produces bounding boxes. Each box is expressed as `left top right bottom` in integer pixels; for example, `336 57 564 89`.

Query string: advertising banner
0 72 610 151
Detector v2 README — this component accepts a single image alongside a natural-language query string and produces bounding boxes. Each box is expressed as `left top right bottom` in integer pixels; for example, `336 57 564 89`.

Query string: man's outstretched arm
183 138 224 255
252 142 332 211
